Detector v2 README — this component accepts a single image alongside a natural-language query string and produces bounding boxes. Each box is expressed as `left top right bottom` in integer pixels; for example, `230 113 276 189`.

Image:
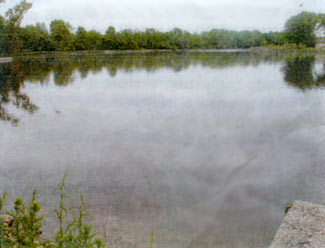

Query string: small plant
285 202 293 215
148 230 154 248
0 190 47 248
53 172 69 247
0 192 8 248
54 173 105 248
0 173 105 248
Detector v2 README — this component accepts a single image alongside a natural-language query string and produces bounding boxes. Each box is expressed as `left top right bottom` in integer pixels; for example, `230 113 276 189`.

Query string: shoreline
12 49 250 57
2 47 324 59
251 46 325 54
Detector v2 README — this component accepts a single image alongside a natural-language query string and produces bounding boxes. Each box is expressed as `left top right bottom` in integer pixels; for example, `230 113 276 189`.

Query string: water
0 51 325 247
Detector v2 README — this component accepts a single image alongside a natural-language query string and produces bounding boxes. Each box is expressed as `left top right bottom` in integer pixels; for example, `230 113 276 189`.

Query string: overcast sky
1 0 325 33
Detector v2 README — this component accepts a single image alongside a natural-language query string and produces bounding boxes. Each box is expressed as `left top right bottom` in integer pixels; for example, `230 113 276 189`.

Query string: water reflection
2 51 324 125
1 51 325 247
0 62 38 124
283 56 325 90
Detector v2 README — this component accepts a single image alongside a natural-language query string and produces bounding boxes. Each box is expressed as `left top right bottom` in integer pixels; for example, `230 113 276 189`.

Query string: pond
0 51 325 248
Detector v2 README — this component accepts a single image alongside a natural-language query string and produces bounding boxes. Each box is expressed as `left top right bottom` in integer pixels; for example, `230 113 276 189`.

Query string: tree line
0 0 324 55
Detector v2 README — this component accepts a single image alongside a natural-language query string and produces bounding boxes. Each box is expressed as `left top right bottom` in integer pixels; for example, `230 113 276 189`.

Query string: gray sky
2 0 325 33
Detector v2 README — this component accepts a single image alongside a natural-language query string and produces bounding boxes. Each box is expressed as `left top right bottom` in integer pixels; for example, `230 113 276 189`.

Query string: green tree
20 23 50 51
86 30 103 50
5 0 32 27
0 0 32 54
103 26 117 50
263 32 285 46
284 12 318 47
74 26 88 50
50 19 75 51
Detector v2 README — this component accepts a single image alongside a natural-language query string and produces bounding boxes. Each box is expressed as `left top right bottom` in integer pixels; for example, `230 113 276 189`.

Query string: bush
0 174 104 248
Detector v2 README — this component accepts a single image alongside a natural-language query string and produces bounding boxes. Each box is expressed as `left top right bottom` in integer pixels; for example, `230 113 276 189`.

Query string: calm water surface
0 51 325 247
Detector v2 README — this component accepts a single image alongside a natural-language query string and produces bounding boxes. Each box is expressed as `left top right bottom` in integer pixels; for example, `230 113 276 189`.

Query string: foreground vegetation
0 1 324 55
0 174 106 248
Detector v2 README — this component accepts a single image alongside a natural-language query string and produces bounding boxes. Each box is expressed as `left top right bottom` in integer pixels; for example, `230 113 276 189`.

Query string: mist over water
1 51 325 247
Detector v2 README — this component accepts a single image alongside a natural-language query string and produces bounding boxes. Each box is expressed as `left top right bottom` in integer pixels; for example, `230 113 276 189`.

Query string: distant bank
1 47 324 60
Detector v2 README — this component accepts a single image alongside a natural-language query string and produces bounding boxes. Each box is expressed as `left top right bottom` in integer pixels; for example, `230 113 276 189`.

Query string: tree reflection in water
283 55 325 90
0 61 39 125
0 51 324 125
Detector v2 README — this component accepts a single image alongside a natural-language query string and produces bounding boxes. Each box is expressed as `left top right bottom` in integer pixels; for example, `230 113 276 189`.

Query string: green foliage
5 0 32 27
285 202 293 215
50 20 75 51
284 12 318 47
103 26 117 50
148 230 154 248
20 23 51 52
54 194 104 248
0 190 47 248
0 193 7 248
0 174 105 248
0 0 32 54
53 173 105 248
0 4 324 54
0 193 6 214
74 27 88 51
263 32 285 46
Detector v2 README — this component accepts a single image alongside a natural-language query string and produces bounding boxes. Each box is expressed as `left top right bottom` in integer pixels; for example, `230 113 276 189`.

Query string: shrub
0 174 105 248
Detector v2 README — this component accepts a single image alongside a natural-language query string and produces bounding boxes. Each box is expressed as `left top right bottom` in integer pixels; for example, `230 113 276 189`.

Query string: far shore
11 48 251 56
251 46 325 53
0 47 324 60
